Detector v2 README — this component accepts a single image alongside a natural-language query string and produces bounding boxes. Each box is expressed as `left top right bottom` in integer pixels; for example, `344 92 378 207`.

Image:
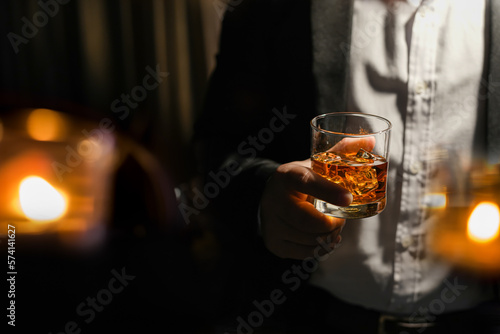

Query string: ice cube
344 168 378 195
353 148 375 164
312 152 341 162
329 175 346 188
312 152 341 177
356 148 375 160
323 152 341 162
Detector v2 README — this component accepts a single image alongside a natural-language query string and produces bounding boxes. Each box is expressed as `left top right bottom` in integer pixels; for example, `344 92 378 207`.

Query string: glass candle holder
427 151 500 275
0 108 116 249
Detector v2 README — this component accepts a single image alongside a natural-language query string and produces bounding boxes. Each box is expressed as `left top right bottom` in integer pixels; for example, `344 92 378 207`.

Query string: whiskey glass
311 112 392 219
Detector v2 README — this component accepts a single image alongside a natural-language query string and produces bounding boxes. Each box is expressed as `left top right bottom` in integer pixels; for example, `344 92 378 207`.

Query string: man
193 0 500 332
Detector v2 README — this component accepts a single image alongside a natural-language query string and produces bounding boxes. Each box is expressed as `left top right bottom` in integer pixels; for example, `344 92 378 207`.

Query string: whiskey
311 149 388 218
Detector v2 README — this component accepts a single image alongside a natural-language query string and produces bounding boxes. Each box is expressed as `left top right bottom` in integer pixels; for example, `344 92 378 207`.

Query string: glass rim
310 112 392 137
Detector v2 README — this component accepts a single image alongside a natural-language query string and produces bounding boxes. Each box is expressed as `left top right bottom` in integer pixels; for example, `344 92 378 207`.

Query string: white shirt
310 0 494 316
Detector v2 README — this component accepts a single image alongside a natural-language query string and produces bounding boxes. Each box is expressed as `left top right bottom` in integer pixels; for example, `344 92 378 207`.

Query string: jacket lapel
488 0 500 164
311 0 354 115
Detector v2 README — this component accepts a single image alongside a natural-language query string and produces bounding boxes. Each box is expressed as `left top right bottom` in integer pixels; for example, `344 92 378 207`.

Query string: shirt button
409 161 421 175
415 81 427 95
419 6 430 18
401 235 413 249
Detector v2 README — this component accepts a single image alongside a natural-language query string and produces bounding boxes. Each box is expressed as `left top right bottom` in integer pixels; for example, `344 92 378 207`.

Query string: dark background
0 1 235 332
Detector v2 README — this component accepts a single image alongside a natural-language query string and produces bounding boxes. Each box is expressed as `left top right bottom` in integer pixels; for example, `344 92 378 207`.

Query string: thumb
281 163 353 206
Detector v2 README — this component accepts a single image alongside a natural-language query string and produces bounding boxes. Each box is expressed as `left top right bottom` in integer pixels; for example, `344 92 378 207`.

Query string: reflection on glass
26 108 67 142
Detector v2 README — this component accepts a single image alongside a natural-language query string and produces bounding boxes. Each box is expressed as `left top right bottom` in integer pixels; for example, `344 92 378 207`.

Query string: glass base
314 197 386 219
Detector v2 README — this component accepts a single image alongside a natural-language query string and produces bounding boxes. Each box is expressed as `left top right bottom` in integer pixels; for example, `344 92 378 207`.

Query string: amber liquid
311 151 388 218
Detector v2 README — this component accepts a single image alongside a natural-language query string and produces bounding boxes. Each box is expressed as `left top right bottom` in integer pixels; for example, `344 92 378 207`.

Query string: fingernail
346 193 353 205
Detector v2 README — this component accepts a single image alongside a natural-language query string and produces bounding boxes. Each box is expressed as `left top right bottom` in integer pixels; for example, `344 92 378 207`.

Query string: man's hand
260 159 352 260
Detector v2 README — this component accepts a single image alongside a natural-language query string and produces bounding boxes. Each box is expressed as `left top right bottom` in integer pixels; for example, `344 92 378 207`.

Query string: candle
426 156 500 275
467 202 500 244
0 108 116 249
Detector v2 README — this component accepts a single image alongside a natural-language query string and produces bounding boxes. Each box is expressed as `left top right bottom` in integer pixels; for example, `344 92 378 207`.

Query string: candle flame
19 176 67 222
467 202 500 243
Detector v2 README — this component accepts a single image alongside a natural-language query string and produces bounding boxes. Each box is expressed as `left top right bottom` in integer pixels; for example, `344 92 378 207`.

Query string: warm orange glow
19 176 67 222
77 139 102 160
26 109 67 141
467 202 500 243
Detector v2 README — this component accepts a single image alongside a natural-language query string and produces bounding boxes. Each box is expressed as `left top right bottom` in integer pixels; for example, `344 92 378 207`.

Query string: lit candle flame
19 176 67 222
467 202 500 243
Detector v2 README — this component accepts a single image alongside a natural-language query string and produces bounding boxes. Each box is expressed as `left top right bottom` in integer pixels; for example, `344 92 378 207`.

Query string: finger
281 199 346 234
279 164 352 206
330 136 376 154
278 239 338 260
280 219 343 246
268 241 315 260
294 159 311 168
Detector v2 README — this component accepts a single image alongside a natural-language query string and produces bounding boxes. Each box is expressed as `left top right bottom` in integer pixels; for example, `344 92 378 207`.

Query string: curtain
1 0 223 184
